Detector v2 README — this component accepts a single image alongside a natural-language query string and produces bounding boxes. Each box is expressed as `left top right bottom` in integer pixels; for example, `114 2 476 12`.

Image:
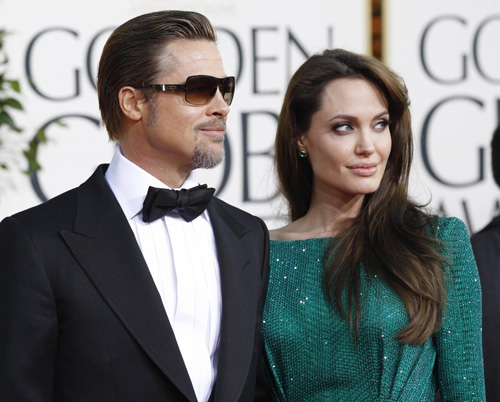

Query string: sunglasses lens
186 76 235 106
220 77 235 106
186 76 217 105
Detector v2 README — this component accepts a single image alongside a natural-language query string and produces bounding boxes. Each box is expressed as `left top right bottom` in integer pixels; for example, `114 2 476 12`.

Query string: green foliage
23 129 46 173
0 28 44 175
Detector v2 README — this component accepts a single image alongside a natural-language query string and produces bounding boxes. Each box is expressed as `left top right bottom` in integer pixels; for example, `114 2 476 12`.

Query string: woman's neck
270 193 365 241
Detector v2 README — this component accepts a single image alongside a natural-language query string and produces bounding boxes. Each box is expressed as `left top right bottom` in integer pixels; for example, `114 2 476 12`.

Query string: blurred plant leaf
0 27 43 174
8 79 20 93
23 139 41 172
35 128 47 143
0 110 22 132
52 119 67 127
4 97 23 110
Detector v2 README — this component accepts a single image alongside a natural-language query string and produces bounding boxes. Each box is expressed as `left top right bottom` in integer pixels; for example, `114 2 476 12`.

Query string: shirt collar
105 145 207 221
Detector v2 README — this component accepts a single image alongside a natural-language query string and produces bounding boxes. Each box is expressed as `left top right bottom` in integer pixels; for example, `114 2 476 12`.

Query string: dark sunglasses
140 75 235 106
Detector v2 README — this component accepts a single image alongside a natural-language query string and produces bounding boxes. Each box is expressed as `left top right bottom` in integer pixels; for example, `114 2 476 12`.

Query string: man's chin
192 148 225 170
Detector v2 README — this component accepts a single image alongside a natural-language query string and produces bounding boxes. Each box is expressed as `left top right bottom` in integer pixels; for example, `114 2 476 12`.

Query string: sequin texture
262 217 485 401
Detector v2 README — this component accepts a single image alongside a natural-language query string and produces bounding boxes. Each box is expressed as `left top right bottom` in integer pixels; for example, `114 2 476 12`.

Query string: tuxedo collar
105 146 208 222
63 165 198 402
207 199 262 401
64 165 262 402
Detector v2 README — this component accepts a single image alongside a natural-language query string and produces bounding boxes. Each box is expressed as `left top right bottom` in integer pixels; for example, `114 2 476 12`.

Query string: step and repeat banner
3 0 498 233
0 0 368 228
385 0 500 234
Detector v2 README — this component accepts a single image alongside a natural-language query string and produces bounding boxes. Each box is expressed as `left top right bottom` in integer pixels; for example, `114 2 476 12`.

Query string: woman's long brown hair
275 49 448 345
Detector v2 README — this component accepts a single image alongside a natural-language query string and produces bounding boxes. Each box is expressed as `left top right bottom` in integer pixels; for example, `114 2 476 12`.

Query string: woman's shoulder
433 216 469 241
269 217 338 241
432 216 478 278
269 221 311 241
269 226 294 241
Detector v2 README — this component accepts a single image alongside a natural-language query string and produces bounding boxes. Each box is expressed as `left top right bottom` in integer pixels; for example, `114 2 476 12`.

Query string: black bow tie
142 184 215 223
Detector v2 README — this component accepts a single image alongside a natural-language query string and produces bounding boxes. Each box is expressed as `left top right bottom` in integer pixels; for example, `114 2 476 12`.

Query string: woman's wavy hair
275 48 448 345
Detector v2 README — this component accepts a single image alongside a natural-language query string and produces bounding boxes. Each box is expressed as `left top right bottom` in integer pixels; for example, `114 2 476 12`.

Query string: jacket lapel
208 199 261 402
60 166 197 402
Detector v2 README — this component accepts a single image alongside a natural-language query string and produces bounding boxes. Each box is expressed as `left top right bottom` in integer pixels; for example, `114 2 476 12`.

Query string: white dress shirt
105 146 221 402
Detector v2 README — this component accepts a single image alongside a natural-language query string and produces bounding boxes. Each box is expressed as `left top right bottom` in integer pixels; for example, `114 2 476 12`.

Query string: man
470 123 500 402
0 11 269 402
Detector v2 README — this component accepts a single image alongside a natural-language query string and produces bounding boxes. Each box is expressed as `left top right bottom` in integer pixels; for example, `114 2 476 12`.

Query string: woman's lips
347 163 378 177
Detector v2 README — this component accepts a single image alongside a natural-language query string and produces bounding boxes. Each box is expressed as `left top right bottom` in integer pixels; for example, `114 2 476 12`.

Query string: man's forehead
169 40 221 64
158 39 225 79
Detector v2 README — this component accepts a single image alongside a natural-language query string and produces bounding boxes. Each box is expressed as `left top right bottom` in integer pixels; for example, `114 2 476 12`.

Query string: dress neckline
270 237 335 243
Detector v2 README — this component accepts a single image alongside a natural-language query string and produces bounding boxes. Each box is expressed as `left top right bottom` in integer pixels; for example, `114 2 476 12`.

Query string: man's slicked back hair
97 10 216 140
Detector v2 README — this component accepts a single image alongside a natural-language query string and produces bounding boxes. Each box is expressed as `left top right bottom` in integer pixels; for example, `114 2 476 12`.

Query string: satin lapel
208 199 260 402
60 166 197 402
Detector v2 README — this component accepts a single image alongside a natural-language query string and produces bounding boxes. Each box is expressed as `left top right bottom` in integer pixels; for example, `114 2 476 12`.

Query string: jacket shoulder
211 197 266 228
6 165 109 232
9 187 78 228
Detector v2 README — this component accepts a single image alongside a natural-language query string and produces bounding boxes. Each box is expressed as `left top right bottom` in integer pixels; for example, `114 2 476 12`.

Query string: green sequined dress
262 217 485 401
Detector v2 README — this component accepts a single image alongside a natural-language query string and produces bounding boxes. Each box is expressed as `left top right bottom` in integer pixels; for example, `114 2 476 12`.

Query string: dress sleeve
434 217 486 401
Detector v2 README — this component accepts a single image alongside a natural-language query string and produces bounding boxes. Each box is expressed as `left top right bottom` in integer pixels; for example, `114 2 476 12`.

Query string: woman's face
299 78 392 203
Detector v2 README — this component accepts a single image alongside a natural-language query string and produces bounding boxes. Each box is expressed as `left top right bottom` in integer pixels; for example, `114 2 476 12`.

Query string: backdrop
0 0 367 229
0 0 499 234
386 0 500 234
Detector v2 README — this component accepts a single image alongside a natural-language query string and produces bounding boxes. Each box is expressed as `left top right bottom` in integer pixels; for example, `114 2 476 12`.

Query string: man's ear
118 86 147 121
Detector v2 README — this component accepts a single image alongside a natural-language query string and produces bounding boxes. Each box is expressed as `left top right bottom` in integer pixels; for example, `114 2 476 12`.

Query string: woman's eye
333 123 352 132
374 119 391 130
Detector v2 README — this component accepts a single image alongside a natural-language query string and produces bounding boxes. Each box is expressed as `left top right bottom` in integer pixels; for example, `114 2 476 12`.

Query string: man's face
141 39 230 172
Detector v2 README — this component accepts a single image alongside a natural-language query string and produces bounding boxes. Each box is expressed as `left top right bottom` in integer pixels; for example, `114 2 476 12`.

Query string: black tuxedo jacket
0 165 270 402
470 216 500 402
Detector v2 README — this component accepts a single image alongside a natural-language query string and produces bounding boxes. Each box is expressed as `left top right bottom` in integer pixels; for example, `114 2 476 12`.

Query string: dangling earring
299 150 308 158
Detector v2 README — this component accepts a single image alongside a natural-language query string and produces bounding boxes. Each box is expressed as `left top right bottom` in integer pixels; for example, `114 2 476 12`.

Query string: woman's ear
297 135 308 154
118 86 147 121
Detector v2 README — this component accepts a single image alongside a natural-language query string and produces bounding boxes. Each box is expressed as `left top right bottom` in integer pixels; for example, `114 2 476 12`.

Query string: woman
262 49 485 401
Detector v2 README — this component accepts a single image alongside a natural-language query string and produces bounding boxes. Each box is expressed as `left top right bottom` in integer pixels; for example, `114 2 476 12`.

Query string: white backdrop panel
0 0 369 228
386 0 500 234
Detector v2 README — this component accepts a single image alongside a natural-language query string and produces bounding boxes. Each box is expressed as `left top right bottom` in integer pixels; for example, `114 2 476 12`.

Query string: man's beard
147 99 225 169
192 138 225 169
192 118 226 169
